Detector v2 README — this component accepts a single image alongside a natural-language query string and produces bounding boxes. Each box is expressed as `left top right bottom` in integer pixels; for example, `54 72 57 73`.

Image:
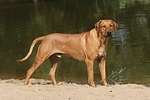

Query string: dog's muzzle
104 31 112 37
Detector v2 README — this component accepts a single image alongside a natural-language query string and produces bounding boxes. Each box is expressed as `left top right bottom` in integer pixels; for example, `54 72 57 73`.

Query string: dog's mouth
104 31 112 37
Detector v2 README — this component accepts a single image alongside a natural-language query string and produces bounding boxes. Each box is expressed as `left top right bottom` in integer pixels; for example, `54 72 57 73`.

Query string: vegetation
108 67 127 82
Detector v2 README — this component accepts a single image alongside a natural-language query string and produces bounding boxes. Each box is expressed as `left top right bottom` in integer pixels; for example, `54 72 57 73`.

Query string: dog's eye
110 25 113 27
102 26 106 28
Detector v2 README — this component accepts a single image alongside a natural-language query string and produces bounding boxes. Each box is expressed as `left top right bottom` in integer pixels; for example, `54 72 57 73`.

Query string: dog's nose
104 31 112 37
107 31 112 34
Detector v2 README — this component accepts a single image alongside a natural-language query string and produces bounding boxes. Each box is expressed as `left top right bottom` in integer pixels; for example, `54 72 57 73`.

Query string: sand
0 78 149 100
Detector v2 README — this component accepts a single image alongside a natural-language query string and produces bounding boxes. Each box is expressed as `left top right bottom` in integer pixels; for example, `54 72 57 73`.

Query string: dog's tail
16 36 44 62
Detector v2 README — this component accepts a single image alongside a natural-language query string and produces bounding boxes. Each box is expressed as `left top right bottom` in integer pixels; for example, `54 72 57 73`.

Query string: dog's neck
89 29 109 56
90 29 109 46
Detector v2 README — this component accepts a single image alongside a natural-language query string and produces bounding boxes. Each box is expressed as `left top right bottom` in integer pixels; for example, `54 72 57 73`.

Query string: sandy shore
0 78 149 100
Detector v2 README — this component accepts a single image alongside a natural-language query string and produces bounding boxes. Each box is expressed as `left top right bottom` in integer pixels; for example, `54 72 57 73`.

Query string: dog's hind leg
24 44 52 85
49 54 61 85
24 57 45 85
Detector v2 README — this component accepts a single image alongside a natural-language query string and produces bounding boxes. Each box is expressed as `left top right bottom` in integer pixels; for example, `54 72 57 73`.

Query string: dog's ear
95 20 102 33
113 21 118 32
95 20 102 37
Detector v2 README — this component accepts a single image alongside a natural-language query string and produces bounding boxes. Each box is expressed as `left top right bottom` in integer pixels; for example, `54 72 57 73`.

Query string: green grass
108 67 127 82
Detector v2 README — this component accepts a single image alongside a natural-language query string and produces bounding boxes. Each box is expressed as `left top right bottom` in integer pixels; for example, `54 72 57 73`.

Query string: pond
0 0 150 87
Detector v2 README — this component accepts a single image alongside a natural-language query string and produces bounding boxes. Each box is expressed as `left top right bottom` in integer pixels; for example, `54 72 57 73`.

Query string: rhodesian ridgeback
17 19 118 87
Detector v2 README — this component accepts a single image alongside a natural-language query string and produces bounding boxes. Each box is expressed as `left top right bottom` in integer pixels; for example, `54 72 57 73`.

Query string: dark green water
0 0 150 86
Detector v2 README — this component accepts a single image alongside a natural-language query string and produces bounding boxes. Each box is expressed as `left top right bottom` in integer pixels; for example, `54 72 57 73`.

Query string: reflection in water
0 0 150 86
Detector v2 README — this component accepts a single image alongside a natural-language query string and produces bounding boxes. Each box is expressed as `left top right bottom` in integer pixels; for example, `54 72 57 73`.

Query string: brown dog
17 19 118 87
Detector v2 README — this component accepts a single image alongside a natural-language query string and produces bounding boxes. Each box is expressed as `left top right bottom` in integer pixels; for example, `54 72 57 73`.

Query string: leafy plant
108 67 127 82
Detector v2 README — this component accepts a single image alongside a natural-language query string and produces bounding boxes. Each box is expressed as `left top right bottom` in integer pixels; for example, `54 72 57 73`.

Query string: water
0 0 150 87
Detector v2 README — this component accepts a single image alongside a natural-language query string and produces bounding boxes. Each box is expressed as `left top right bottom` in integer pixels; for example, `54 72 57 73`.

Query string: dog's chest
98 52 106 57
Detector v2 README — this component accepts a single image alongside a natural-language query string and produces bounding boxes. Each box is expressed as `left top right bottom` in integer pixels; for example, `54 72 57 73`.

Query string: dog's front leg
98 56 109 87
85 60 95 87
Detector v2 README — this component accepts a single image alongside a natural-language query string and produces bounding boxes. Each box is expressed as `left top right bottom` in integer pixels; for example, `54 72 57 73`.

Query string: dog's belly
68 53 86 61
57 48 85 61
56 52 85 61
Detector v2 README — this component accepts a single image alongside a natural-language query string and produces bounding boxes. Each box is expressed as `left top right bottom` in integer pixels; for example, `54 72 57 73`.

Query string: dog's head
95 19 118 37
